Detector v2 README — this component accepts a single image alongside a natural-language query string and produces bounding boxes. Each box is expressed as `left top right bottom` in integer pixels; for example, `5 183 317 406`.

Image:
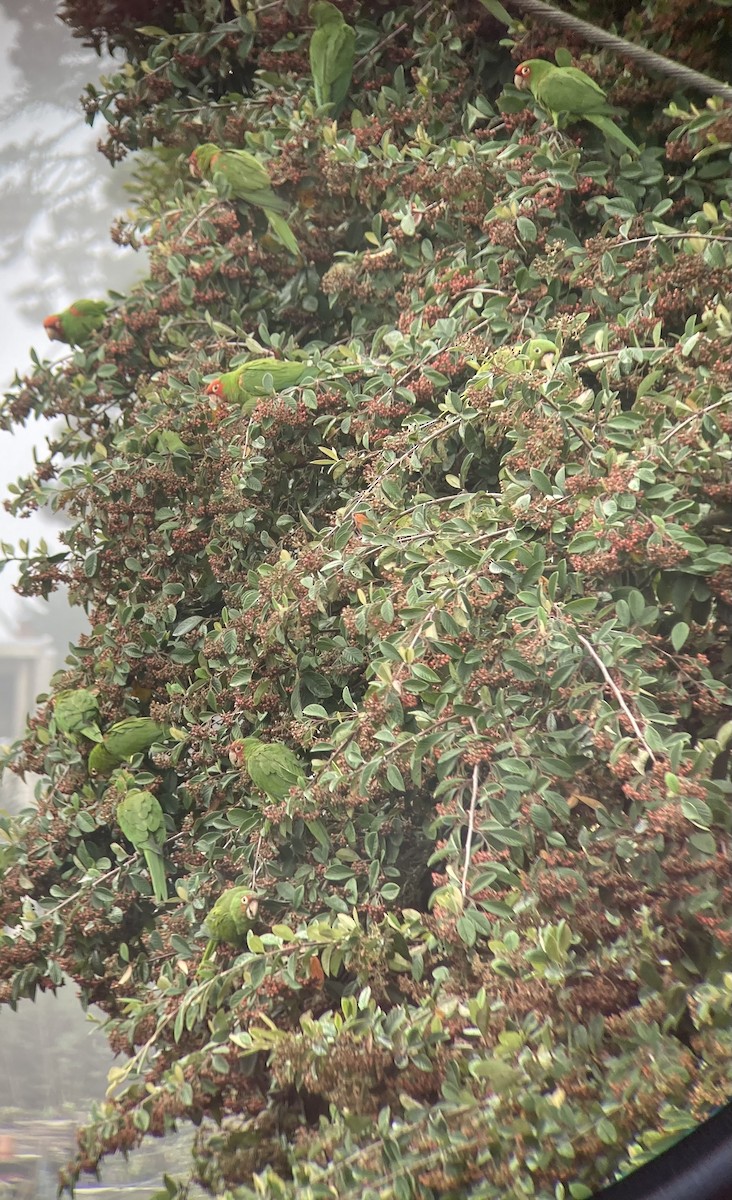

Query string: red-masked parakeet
204 356 361 412
189 143 299 256
309 1 356 115
43 299 109 346
116 789 168 902
88 717 169 776
204 357 315 410
469 337 558 385
229 737 306 802
53 688 100 737
513 59 639 155
200 886 259 964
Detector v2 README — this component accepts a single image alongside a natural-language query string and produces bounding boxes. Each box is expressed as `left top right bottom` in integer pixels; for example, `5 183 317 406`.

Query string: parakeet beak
188 152 200 177
514 72 527 90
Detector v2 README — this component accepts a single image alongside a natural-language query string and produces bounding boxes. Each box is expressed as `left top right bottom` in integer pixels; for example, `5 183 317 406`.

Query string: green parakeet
205 358 315 410
53 688 99 737
116 789 168 902
309 1 356 115
229 737 306 802
513 60 639 155
43 299 109 345
200 886 259 964
205 356 361 411
469 337 558 389
88 717 169 776
189 143 299 256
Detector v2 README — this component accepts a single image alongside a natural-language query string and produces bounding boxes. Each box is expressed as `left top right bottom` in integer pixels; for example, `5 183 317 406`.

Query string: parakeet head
513 62 533 91
43 314 64 341
205 379 226 400
228 738 259 768
189 149 203 177
513 60 552 92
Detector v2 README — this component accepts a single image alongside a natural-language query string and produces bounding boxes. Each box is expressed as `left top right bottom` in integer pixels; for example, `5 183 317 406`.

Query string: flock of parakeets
52 688 307 956
42 18 639 955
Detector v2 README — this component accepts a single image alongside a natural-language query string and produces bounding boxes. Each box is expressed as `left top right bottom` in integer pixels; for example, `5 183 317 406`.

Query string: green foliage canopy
2 2 732 1197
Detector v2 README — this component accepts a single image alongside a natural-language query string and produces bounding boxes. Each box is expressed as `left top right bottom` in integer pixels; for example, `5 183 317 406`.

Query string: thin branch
353 3 432 71
660 398 729 444
615 234 732 248
576 632 656 761
461 762 480 898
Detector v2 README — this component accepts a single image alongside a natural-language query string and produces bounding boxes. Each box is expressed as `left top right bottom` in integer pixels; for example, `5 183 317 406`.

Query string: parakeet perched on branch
229 737 306 802
309 1 356 115
469 337 558 386
205 358 315 409
43 299 109 346
189 143 299 256
513 60 639 154
88 717 169 776
53 688 99 737
200 886 259 964
204 356 361 411
116 789 168 902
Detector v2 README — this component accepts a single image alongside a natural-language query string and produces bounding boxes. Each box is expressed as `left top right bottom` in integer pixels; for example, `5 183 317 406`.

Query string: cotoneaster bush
1 2 732 1197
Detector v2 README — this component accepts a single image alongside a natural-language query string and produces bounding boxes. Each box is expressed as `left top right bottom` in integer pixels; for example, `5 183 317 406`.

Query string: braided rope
501 0 732 102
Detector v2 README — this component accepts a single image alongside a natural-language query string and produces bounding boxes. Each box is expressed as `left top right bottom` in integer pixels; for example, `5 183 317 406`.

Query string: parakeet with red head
229 737 306 802
199 886 260 965
43 299 109 346
204 357 314 412
513 59 639 154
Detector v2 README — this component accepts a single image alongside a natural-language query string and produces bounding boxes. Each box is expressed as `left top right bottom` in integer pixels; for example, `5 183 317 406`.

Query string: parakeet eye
517 65 530 79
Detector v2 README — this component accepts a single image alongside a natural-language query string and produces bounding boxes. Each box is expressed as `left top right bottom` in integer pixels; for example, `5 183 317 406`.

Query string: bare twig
660 398 729 445
353 3 431 71
576 632 656 761
461 762 480 898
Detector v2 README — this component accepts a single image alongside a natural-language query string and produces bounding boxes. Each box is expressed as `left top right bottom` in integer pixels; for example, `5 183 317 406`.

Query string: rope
499 0 732 102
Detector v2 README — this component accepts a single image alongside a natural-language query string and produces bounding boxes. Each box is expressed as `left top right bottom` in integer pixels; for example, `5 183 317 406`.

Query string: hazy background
0 5 198 1192
0 0 140 626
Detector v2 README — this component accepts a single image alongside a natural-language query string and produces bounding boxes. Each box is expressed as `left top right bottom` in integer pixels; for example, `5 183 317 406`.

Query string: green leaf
681 797 712 829
476 0 514 26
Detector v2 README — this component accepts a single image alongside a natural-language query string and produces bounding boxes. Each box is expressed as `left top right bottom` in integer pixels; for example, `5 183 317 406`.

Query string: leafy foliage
2 1 732 1197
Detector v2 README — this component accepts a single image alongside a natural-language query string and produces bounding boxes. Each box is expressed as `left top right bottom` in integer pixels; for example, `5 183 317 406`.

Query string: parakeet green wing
116 789 168 902
104 717 168 761
535 68 608 114
54 688 99 736
310 2 356 113
235 738 306 802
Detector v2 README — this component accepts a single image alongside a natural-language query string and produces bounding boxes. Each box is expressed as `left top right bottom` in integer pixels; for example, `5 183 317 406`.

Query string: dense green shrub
2 2 732 1196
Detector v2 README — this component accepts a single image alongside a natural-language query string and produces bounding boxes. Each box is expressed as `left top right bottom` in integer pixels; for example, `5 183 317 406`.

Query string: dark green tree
1 2 732 1197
